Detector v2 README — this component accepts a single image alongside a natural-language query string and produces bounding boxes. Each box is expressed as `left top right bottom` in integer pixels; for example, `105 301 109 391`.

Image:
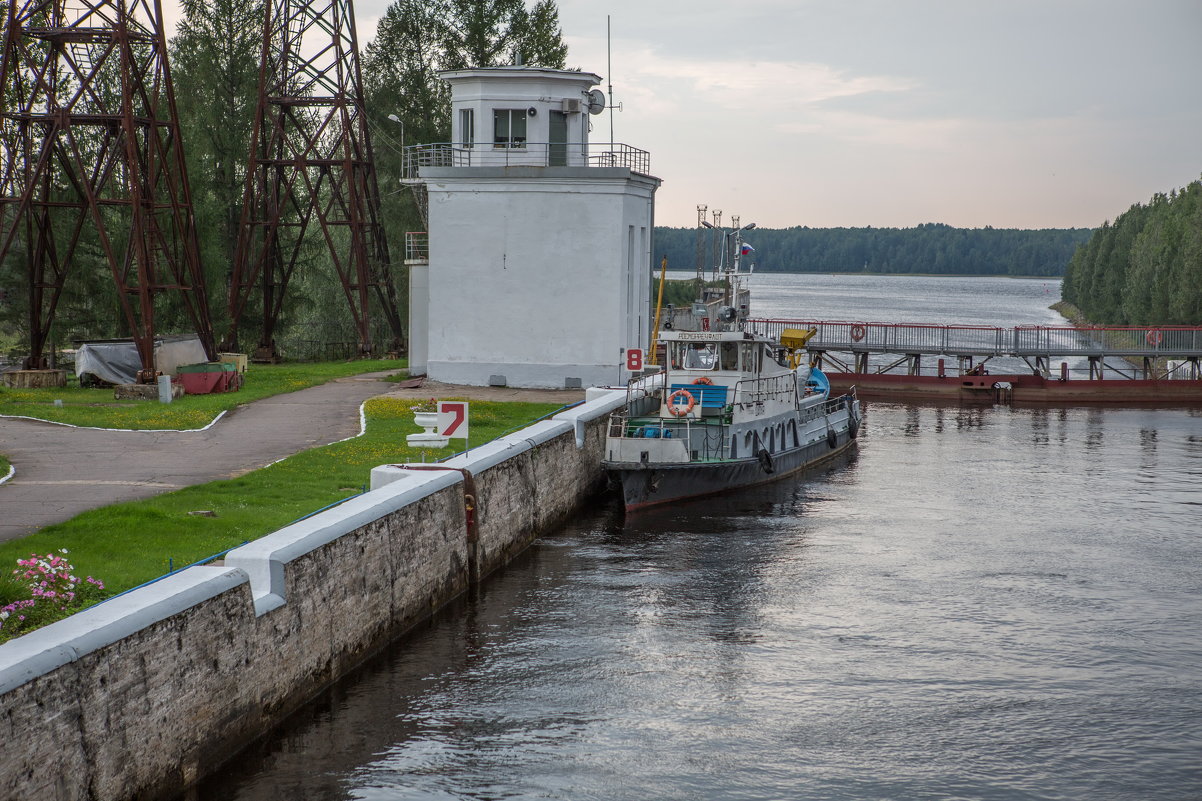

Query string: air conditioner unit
561 98 582 113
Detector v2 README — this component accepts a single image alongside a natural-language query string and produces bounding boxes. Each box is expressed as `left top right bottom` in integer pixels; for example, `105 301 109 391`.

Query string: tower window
493 109 527 148
460 108 474 146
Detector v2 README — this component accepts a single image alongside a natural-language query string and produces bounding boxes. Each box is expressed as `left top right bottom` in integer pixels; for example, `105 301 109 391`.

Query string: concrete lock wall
0 388 629 801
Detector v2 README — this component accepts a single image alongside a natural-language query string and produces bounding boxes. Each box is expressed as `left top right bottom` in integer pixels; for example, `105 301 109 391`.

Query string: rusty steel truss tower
227 0 402 361
0 0 215 378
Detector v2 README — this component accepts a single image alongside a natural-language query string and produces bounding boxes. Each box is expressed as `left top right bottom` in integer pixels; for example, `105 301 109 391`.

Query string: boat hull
606 426 857 512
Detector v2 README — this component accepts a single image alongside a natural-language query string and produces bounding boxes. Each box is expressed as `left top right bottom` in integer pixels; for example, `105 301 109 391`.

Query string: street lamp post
386 114 406 177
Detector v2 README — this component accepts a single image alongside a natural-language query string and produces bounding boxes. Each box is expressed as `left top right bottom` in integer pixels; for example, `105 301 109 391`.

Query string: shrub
0 549 107 642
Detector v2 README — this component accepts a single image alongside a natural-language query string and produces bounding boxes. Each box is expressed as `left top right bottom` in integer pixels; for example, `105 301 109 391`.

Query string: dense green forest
1061 179 1202 325
654 224 1091 278
0 0 568 360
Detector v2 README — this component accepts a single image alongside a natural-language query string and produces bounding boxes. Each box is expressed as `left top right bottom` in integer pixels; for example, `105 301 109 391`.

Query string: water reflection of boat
602 327 860 511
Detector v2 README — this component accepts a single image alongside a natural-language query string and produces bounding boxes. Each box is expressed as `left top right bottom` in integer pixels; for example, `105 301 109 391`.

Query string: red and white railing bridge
748 319 1202 380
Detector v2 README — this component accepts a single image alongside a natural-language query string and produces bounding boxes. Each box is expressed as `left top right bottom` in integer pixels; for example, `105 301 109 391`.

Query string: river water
190 275 1202 801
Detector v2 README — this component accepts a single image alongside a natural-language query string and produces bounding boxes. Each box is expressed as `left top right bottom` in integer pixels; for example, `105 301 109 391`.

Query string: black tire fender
757 448 774 474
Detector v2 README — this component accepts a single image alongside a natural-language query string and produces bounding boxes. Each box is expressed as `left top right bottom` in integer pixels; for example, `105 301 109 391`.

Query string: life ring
826 428 838 449
850 324 866 342
757 448 774 474
1146 330 1164 346
692 376 713 385
666 389 696 417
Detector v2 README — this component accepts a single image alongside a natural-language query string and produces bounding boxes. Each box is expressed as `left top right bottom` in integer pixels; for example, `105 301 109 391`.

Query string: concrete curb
0 409 228 433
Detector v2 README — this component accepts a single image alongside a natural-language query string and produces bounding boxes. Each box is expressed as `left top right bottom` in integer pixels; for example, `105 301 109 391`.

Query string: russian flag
741 243 755 255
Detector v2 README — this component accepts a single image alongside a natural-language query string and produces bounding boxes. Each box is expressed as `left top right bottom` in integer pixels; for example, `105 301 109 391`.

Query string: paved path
0 375 584 542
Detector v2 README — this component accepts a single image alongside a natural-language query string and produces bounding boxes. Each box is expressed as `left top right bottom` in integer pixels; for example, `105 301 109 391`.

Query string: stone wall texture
0 390 628 801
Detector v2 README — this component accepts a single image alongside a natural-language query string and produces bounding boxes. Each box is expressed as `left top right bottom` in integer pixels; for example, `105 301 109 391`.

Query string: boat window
684 343 718 370
741 344 761 373
720 342 738 370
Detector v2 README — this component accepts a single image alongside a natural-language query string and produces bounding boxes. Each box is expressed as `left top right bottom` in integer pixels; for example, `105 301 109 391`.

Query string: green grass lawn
0 453 10 477
0 396 566 642
0 359 406 430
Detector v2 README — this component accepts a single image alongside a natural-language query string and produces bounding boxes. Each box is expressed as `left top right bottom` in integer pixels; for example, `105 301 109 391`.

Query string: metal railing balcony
404 231 428 263
401 141 651 179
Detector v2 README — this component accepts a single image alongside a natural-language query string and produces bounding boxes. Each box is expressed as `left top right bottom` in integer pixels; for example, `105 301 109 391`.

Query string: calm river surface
192 275 1202 801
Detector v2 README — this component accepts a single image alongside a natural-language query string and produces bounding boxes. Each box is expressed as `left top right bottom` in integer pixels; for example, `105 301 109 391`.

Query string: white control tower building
402 66 661 389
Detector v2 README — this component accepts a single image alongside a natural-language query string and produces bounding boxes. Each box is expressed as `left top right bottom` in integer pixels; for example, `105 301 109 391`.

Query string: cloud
776 108 970 151
614 46 916 112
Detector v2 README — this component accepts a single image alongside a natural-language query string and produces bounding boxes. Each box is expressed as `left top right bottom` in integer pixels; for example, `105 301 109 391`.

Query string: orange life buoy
850 324 866 342
666 389 696 417
692 376 713 385
1146 329 1164 346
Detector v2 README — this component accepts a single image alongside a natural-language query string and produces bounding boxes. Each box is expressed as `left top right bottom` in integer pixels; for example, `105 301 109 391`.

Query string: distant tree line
654 223 1091 278
1061 179 1202 325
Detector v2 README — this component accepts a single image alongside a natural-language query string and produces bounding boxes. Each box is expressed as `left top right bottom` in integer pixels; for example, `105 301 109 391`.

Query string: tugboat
602 220 860 511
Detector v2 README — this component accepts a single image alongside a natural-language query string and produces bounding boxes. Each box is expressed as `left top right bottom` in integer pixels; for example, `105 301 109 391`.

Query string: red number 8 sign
625 348 644 372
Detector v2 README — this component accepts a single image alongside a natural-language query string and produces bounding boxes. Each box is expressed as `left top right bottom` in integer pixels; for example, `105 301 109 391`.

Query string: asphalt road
0 374 584 543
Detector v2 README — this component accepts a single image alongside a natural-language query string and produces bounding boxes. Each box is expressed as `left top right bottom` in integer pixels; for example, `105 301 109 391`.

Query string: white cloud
601 45 916 113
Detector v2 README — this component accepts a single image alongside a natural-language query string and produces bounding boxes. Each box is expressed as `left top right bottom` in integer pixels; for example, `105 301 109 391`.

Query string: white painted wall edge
0 565 248 695
554 389 629 446
0 388 641 693
224 470 464 616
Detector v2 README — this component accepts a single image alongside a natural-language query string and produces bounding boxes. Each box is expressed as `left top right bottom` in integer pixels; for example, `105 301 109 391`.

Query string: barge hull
826 373 1202 404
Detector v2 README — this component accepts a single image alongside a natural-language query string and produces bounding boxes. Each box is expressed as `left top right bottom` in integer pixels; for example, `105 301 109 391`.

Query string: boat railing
733 373 796 411
605 412 727 460
621 374 663 416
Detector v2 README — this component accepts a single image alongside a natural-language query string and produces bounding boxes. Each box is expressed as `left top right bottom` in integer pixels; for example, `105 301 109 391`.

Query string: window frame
493 109 528 149
460 108 475 147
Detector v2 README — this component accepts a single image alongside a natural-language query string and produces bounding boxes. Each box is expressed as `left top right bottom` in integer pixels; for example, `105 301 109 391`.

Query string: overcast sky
544 0 1202 229
169 0 1202 230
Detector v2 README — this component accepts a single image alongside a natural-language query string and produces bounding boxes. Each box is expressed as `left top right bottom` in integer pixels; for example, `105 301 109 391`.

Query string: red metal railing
749 319 1202 358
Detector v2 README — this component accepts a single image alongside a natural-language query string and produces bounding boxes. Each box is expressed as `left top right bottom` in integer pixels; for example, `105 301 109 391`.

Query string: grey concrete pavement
0 373 583 543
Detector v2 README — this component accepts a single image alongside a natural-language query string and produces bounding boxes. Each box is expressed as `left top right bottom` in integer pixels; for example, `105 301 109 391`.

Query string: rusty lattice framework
0 0 214 377
227 0 402 361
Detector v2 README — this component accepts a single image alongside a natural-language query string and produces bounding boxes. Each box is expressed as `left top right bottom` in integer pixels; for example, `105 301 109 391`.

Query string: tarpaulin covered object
75 335 208 385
